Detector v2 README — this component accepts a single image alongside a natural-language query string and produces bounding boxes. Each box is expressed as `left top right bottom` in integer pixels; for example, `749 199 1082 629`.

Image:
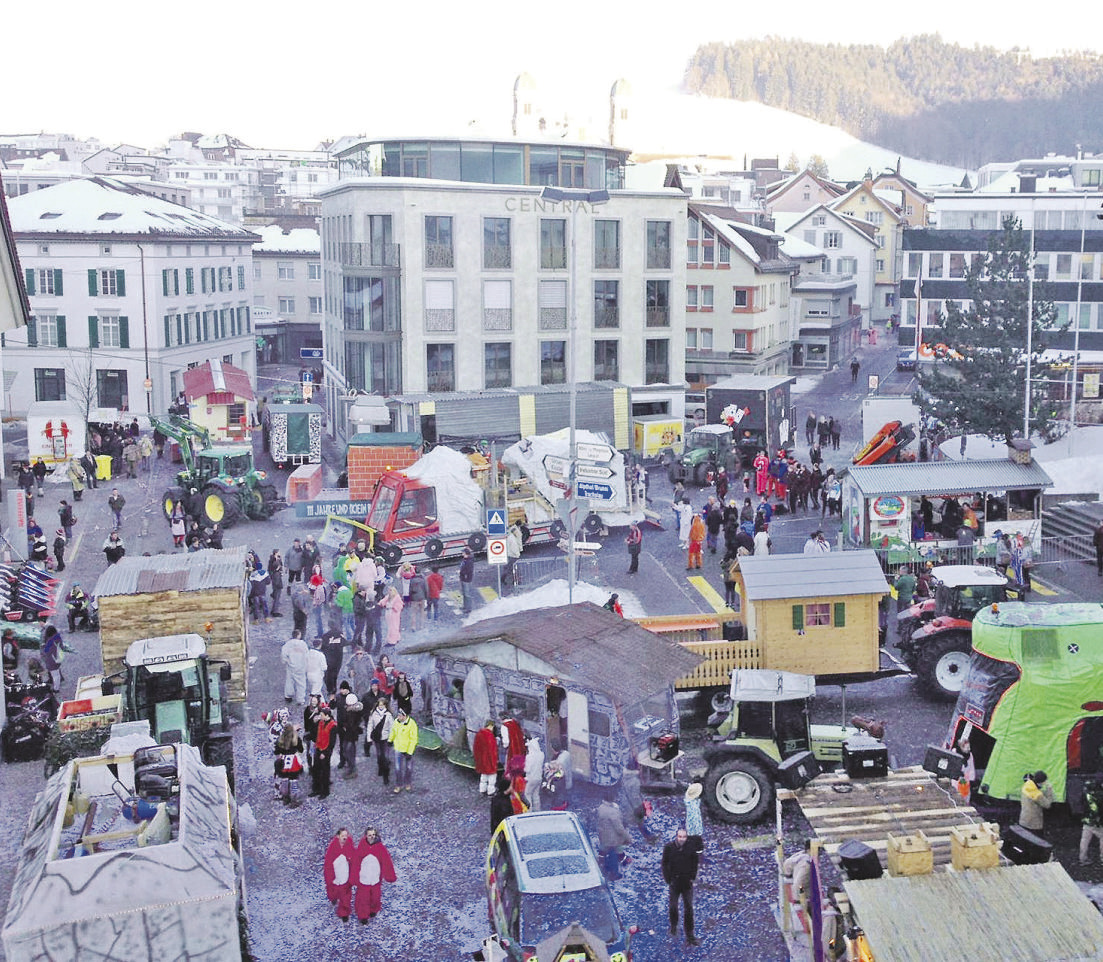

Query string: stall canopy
846 458 1052 498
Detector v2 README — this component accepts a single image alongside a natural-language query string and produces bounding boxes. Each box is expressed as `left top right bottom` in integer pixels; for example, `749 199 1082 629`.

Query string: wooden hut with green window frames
734 550 889 677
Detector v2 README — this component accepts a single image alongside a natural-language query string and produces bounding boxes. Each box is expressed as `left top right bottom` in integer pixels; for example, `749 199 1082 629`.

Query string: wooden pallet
779 765 995 873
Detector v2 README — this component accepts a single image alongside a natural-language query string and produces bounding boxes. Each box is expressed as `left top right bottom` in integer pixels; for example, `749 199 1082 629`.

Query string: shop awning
846 458 1052 498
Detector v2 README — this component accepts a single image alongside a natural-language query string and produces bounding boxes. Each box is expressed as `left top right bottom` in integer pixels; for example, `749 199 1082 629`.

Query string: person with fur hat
1019 770 1054 835
338 692 364 777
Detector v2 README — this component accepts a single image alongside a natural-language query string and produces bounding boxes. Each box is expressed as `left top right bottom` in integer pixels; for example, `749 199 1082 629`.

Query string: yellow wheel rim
205 493 225 522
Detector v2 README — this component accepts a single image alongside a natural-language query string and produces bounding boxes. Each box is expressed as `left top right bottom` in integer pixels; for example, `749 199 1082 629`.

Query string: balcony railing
647 245 671 270
594 305 620 329
484 245 512 269
539 308 567 331
424 244 454 269
646 306 670 328
594 246 621 270
541 247 567 269
425 309 455 333
337 242 401 269
483 309 513 332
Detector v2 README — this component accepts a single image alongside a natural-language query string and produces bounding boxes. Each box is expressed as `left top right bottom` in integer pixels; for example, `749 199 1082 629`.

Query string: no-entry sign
487 538 507 565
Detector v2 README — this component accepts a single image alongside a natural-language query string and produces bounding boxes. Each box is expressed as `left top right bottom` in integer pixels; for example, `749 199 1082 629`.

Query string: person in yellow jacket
388 706 418 794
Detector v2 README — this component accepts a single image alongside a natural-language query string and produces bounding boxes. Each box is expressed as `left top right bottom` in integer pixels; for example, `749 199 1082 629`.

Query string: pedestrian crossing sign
486 509 507 535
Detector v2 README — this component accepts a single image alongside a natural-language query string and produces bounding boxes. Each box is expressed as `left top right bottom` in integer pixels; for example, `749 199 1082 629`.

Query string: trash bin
95 454 113 481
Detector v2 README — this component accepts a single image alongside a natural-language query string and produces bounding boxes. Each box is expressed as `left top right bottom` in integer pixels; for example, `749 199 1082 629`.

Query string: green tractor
702 669 859 823
668 424 732 485
152 414 279 528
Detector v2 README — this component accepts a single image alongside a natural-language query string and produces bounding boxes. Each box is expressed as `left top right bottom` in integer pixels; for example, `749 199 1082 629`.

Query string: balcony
594 246 621 270
541 247 567 269
483 245 512 269
646 306 670 328
594 305 620 329
425 309 455 333
539 307 567 331
425 244 454 269
337 242 401 269
646 245 671 270
483 309 513 332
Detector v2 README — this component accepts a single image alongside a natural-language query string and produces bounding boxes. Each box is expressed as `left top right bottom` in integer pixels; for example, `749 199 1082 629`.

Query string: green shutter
54 269 63 296
118 316 129 349
833 602 846 627
164 316 171 346
115 270 126 297
88 269 98 296
186 268 194 294
25 269 35 295
88 316 99 348
792 605 804 631
56 316 66 348
26 316 37 348
202 312 209 340
244 306 250 333
162 270 169 296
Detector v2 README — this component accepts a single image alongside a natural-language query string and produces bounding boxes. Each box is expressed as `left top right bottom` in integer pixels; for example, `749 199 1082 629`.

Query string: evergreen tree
915 216 1061 444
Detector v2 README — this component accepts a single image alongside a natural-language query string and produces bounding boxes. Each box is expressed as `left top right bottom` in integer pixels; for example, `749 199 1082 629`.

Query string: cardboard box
887 831 934 877
951 823 1001 870
57 694 123 732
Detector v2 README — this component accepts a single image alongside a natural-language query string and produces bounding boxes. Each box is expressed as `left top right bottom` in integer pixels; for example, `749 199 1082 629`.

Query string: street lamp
540 185 610 603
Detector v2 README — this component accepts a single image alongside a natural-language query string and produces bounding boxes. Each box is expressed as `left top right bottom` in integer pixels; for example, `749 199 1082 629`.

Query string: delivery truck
262 402 325 469
705 374 795 467
632 414 684 462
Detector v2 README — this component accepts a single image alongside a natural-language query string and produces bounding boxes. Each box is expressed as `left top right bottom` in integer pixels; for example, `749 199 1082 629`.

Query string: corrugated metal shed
93 546 247 599
739 550 888 601
847 458 1052 497
845 862 1103 962
403 602 702 705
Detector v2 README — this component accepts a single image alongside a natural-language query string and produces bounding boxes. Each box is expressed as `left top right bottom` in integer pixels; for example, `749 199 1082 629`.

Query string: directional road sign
487 538 507 565
575 480 615 501
576 441 615 463
575 463 614 481
302 372 313 382
486 508 508 535
543 454 569 476
300 347 324 360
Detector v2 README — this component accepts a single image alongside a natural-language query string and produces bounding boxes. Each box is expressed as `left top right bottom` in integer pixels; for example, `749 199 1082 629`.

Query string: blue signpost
575 480 614 501
486 508 507 535
300 348 323 360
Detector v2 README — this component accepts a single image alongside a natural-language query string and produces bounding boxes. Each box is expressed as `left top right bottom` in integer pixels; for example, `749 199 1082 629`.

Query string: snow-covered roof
253 224 320 254
7 177 256 239
979 170 1074 194
779 233 822 260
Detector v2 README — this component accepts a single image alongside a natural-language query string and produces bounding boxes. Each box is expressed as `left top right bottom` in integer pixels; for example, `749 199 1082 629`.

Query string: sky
3 1 1096 151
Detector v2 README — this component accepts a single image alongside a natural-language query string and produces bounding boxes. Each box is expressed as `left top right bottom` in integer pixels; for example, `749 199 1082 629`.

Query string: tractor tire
200 486 242 529
703 755 774 824
424 538 444 560
583 513 603 536
468 532 488 552
161 487 186 521
203 736 236 789
917 633 973 702
258 483 279 518
379 542 403 566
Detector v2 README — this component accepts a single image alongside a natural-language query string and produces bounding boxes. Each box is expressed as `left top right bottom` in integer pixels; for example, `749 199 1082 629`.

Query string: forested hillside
684 35 1103 168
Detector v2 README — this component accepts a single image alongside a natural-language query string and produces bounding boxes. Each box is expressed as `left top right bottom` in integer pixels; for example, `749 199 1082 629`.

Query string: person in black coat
662 828 705 946
53 529 67 572
321 628 345 695
490 776 514 834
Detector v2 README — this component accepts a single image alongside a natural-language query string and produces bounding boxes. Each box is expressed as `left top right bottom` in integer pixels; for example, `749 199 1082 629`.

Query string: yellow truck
631 415 683 462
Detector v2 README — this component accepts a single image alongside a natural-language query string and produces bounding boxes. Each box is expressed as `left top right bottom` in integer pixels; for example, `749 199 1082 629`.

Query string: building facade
830 180 903 323
319 137 687 443
4 178 257 416
252 226 323 366
782 205 877 319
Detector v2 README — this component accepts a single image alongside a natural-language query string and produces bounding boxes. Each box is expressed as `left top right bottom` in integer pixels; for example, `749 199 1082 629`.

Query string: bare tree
64 347 98 434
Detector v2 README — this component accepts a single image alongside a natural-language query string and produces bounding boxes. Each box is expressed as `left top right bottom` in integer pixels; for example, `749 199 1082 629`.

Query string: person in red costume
501 713 526 773
474 719 499 796
323 827 356 921
353 826 397 923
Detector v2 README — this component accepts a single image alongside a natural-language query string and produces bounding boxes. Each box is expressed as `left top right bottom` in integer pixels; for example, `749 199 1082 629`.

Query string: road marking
68 531 84 563
478 586 498 603
1030 578 1057 596
688 575 729 613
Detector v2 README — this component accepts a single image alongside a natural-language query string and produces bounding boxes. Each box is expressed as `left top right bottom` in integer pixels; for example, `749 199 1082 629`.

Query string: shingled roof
404 602 702 705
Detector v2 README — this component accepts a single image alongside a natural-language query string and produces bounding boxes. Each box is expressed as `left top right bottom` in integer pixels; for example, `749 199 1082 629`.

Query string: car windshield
944 583 1004 615
520 885 622 945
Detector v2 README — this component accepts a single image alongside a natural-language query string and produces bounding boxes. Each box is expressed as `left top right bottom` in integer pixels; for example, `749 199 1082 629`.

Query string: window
540 219 566 269
646 279 670 327
594 280 619 328
204 172 218 180
484 342 512 388
699 328 713 350
865 211 883 225
594 340 618 381
907 252 922 277
812 215 826 226
594 220 620 269
254 265 262 281
278 262 295 280
309 296 323 315
483 217 511 269
425 215 454 269
686 286 698 310
237 265 246 289
876 259 885 272
686 216 699 264
805 603 831 627
185 268 195 294
425 279 456 332
1056 253 1073 279
701 286 713 310
217 188 231 199
949 253 967 278
646 220 671 269
1085 169 1102 187
92 315 128 349
823 232 842 249
686 327 697 349
718 243 729 267
702 226 715 264
540 340 566 384
279 297 296 313
804 230 817 245
732 331 749 351
31 268 62 296
89 268 125 296
308 262 322 280
483 280 512 331
426 343 455 391
837 257 857 275
218 266 232 291
538 280 567 331
96 369 129 409
31 314 66 348
34 368 65 402
645 339 669 383
733 288 750 309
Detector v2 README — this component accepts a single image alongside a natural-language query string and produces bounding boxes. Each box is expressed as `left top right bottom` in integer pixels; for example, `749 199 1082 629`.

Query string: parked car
485 811 634 961
896 349 918 371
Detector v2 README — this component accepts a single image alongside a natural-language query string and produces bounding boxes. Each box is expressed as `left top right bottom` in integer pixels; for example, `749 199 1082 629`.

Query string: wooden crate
886 831 934 877
950 822 1001 870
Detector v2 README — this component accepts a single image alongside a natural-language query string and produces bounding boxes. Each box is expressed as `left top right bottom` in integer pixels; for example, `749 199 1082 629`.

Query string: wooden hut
182 360 254 441
404 602 702 787
92 547 247 705
734 550 888 677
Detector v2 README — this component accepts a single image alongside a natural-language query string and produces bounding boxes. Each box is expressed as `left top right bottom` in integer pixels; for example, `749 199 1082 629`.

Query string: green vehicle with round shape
668 424 732 486
944 602 1103 814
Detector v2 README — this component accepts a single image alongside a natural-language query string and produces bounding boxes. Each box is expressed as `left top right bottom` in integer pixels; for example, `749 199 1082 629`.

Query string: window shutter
186 268 194 294
115 270 126 297
164 316 172 346
88 269 98 296
791 605 804 631
244 307 250 333
202 312 209 340
118 316 130 349
25 269 35 295
162 270 169 296
88 316 99 348
56 316 67 348
54 269 63 296
833 602 846 627
26 317 37 348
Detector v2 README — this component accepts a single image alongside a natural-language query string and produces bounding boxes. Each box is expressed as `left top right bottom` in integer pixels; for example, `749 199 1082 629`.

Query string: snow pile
404 445 484 534
464 578 644 625
940 426 1103 497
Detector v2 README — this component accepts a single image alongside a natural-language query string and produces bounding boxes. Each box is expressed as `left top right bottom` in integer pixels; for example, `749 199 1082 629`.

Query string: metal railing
511 554 599 589
424 244 454 269
646 306 670 328
864 534 1095 577
337 242 401 269
539 307 567 331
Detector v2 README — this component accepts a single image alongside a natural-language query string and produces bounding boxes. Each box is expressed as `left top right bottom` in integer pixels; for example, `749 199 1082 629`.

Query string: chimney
1007 437 1034 465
